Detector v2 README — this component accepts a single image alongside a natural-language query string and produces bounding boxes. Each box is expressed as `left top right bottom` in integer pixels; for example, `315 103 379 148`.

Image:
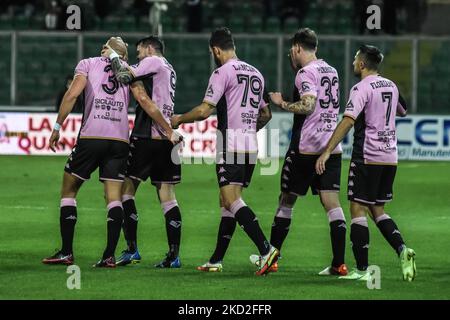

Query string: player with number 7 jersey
315 45 415 282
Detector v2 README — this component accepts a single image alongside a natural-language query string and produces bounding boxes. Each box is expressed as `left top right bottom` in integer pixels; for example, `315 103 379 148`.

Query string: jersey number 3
102 64 119 95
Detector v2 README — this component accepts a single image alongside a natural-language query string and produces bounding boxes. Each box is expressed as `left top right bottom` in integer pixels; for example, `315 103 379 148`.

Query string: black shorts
281 149 342 196
216 152 257 188
64 138 128 182
348 160 397 206
126 136 181 185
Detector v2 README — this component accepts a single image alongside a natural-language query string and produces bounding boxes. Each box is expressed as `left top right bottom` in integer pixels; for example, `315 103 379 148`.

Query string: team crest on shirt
346 101 354 110
301 82 311 93
206 85 214 97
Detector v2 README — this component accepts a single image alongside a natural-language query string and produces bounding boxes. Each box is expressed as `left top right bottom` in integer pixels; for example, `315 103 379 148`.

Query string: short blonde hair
107 37 129 61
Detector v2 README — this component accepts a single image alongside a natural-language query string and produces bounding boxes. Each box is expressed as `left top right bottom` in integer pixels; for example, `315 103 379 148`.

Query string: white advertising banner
0 113 267 158
267 113 450 161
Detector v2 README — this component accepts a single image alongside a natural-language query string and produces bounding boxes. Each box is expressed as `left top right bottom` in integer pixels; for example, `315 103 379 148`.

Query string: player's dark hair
358 44 384 70
291 28 318 51
209 27 235 50
136 35 164 55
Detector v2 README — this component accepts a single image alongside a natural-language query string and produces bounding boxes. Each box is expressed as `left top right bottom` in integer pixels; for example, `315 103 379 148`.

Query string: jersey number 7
381 92 393 126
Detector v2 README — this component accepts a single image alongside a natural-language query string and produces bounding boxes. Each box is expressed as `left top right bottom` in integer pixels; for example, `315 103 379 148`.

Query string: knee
279 192 296 207
350 201 367 218
223 197 245 213
322 200 341 212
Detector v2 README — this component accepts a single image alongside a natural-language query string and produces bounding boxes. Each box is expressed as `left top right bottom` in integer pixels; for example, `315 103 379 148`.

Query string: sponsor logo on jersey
206 85 214 97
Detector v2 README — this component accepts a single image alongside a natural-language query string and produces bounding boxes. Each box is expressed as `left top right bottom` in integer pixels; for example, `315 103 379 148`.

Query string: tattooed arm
101 45 134 84
269 92 316 115
110 57 134 84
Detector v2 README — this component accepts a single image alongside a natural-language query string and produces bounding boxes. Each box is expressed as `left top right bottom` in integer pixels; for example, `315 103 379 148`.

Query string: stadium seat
30 16 45 30
173 17 187 33
229 16 245 33
212 17 227 30
246 17 263 33
120 17 137 32
0 89 9 104
283 17 299 34
264 16 281 34
103 16 121 32
45 62 62 75
0 16 13 30
161 15 174 33
13 16 30 30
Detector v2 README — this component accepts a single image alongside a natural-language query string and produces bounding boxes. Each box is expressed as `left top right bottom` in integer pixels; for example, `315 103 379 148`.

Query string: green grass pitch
0 155 449 300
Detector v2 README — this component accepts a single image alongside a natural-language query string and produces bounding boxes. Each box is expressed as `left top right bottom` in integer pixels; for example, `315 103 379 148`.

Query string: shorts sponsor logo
170 220 181 228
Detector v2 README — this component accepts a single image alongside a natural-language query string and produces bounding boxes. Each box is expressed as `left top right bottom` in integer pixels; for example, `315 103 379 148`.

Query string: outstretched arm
270 92 316 115
170 102 216 129
315 116 355 175
130 81 182 144
49 75 87 152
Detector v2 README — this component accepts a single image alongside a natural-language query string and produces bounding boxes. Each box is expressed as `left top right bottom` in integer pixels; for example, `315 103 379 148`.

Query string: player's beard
213 55 222 67
353 68 361 77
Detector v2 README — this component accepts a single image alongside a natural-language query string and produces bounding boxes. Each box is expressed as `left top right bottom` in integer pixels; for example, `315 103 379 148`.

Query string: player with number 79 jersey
170 28 277 276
